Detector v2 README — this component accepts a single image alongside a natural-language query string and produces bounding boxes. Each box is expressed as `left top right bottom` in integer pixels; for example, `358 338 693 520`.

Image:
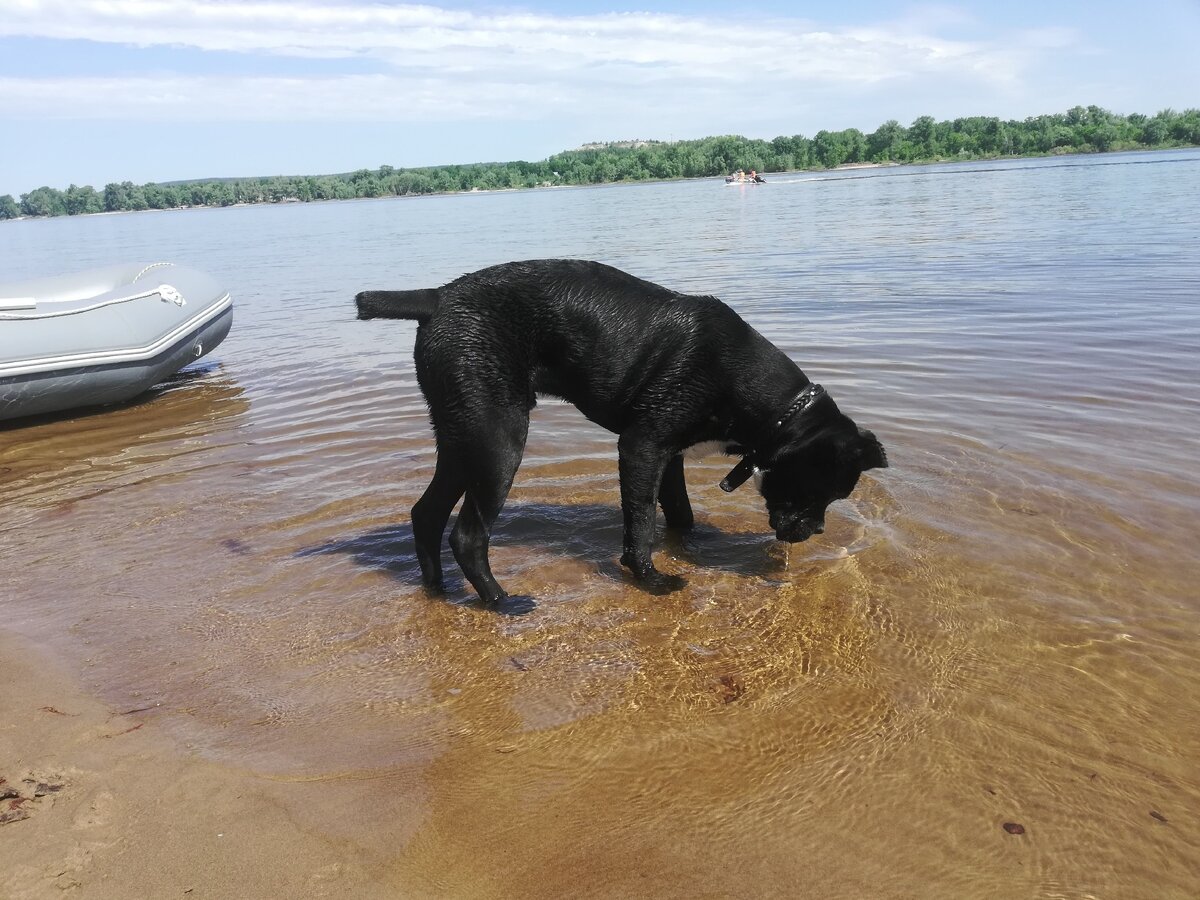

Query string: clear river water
3 150 1199 897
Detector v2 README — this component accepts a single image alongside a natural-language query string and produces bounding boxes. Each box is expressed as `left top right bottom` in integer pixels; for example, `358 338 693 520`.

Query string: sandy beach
0 631 399 898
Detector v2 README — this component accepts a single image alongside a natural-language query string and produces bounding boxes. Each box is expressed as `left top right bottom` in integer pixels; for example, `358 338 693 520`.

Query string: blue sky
1 0 1197 196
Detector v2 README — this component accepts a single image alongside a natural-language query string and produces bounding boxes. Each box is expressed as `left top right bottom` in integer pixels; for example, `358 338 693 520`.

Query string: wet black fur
355 259 887 605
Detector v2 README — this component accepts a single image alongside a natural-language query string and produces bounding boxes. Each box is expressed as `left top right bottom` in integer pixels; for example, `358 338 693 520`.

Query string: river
2 150 1199 896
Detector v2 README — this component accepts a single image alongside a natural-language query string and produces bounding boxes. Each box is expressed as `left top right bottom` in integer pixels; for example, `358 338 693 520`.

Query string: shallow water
3 150 1200 896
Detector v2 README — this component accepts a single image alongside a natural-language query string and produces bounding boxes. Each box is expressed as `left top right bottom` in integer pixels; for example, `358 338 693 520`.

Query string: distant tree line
3 105 1198 220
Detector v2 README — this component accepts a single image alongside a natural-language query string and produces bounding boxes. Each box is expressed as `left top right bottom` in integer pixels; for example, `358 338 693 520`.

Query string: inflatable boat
0 262 233 422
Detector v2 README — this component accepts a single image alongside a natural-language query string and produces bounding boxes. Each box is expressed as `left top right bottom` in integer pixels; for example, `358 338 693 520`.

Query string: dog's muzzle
769 508 824 543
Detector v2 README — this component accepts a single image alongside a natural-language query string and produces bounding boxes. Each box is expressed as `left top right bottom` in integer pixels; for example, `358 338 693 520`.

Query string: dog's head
754 411 888 543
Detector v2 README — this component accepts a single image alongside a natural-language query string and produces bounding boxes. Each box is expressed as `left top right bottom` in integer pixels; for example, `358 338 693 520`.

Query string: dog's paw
473 589 536 615
641 571 688 596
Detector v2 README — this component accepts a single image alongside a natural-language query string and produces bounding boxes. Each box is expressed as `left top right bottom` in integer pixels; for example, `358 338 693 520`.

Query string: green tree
104 181 133 212
64 184 103 215
1169 109 1200 143
126 185 149 211
866 120 905 161
189 184 211 207
813 130 848 167
842 128 867 164
908 116 940 158
20 186 67 217
978 118 1011 154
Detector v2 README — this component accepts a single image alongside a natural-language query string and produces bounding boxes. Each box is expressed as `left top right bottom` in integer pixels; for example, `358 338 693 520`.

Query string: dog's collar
719 383 826 492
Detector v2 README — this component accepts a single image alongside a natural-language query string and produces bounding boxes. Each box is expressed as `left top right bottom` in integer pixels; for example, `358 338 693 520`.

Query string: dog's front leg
617 434 687 595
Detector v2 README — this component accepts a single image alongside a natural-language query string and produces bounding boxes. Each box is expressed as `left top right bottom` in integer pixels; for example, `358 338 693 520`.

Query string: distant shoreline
8 101 1199 219
3 144 1196 224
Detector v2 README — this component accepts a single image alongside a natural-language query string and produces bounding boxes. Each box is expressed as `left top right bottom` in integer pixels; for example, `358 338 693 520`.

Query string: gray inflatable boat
0 262 233 422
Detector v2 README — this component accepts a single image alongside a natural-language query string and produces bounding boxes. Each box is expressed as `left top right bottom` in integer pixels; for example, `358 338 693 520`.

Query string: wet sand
0 632 399 898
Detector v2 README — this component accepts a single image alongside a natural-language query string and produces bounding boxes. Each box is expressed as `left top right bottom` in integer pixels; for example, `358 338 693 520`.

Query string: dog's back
359 260 686 323
381 259 738 341
356 260 764 418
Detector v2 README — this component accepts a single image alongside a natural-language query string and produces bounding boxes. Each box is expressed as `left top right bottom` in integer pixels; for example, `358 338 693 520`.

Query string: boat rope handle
133 262 176 282
0 284 185 319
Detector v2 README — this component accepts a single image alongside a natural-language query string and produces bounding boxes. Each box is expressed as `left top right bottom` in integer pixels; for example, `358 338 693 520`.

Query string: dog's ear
856 428 888 470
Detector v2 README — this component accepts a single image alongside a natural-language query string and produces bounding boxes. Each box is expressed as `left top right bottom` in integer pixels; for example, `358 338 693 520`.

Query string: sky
1 0 1198 196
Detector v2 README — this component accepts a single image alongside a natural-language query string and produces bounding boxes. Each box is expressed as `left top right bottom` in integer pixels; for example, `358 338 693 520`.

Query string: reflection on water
2 150 1199 896
1 364 248 514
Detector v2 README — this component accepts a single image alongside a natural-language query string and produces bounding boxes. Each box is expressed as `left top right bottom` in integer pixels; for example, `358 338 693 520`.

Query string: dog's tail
355 288 440 323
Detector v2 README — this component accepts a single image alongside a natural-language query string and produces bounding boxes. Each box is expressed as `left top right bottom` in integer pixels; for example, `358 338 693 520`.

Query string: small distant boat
725 172 766 184
0 262 233 422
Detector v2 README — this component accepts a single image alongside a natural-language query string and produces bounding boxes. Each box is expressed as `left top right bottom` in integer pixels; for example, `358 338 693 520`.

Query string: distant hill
572 139 668 152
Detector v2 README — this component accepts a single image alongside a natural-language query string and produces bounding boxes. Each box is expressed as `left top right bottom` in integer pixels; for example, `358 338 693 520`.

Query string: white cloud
0 0 1058 122
0 73 555 120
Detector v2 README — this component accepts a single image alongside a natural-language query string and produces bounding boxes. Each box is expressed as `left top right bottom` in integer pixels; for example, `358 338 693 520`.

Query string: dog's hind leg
657 454 694 530
448 408 530 606
411 452 466 592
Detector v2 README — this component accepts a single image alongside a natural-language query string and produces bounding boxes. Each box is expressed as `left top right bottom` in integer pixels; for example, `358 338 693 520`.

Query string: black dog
356 260 887 605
